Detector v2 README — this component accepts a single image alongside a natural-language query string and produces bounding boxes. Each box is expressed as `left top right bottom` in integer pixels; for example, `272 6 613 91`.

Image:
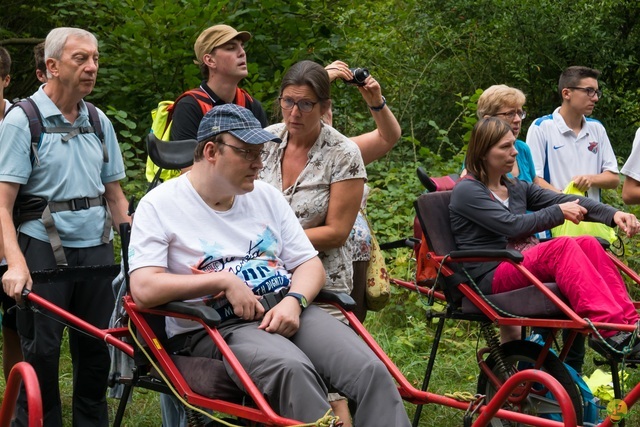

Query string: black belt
48 196 105 212
259 287 288 312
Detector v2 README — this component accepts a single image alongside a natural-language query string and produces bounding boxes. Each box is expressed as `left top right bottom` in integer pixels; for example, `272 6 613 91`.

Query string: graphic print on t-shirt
192 225 291 321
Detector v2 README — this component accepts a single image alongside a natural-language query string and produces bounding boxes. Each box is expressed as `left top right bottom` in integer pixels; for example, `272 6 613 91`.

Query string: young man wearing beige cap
169 24 268 142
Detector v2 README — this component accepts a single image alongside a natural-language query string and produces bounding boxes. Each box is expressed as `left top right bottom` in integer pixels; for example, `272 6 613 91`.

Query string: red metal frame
0 361 43 427
392 227 640 426
18 286 583 426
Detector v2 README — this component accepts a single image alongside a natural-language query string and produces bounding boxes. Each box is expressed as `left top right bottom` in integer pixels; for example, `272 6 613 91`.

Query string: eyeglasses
567 87 602 98
279 97 318 113
217 141 265 161
494 109 527 120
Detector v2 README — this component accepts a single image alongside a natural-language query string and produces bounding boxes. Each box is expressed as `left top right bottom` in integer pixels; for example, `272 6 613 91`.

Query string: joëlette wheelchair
0 141 579 427
390 168 640 427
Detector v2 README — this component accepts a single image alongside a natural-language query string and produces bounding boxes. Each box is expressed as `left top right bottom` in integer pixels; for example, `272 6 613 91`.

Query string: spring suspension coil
481 322 511 380
186 406 204 427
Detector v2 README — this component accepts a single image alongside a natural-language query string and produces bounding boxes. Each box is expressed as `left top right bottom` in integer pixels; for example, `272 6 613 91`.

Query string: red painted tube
0 362 43 427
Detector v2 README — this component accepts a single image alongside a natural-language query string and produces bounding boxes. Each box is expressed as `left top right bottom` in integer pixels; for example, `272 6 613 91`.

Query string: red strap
167 87 254 117
235 87 254 108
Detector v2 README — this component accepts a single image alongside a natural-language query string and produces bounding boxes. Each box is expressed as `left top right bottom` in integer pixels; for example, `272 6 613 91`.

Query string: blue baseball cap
197 104 281 145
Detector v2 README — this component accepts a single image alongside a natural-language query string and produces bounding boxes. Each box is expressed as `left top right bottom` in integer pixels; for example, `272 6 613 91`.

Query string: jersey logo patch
553 145 564 150
587 142 599 154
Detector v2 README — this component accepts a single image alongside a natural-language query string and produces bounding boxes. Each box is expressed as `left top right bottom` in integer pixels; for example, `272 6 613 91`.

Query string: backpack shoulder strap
10 98 44 166
85 102 108 163
166 88 215 121
11 99 108 165
235 88 254 108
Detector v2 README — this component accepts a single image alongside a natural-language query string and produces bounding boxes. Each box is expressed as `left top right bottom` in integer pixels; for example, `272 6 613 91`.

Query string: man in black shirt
170 24 268 141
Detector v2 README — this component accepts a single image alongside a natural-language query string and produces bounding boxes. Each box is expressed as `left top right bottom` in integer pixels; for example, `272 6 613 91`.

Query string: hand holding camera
343 67 370 86
324 60 384 110
325 60 369 86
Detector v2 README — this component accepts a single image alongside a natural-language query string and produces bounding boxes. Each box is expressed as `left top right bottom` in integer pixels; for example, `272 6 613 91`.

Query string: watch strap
285 292 308 310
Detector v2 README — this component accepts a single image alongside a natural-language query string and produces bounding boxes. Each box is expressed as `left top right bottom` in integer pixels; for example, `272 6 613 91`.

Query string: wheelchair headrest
146 133 198 170
416 168 459 192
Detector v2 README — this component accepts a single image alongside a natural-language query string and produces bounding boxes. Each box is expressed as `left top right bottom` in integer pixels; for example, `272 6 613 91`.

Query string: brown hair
558 66 600 96
194 134 224 162
0 47 11 78
34 42 46 76
465 117 513 186
279 60 331 109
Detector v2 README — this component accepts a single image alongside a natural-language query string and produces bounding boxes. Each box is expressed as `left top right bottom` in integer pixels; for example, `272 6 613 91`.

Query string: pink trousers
492 236 638 337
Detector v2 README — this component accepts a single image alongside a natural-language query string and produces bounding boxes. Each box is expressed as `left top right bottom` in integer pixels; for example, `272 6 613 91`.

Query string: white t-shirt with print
129 175 318 338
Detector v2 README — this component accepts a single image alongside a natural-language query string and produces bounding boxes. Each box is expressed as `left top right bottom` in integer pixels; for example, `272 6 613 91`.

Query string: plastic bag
550 182 617 244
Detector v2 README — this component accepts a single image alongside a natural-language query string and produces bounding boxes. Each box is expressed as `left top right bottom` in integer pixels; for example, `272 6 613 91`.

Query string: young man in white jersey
526 66 619 203
526 66 620 374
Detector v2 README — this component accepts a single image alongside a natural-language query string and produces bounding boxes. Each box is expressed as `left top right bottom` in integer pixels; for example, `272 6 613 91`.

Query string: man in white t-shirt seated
127 104 411 426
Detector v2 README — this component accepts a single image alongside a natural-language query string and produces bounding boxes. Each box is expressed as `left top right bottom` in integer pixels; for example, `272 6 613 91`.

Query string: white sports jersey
526 107 618 202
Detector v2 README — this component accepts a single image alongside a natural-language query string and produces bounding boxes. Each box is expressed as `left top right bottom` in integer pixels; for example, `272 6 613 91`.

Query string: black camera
343 67 370 86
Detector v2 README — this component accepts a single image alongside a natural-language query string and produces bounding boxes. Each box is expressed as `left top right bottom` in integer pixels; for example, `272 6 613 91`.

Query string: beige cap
193 24 251 65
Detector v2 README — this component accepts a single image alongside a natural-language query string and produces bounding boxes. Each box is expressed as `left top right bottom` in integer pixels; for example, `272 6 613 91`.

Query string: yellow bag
364 219 391 311
550 182 617 244
145 100 181 183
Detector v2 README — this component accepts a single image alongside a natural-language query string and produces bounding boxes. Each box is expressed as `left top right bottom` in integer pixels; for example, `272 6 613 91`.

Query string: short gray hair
44 27 98 78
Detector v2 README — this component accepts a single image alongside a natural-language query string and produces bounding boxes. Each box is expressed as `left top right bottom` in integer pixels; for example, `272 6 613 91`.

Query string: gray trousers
191 305 411 426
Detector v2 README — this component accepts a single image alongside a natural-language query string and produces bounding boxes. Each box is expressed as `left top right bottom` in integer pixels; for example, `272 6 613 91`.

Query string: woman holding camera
260 60 399 427
260 60 366 302
324 60 401 322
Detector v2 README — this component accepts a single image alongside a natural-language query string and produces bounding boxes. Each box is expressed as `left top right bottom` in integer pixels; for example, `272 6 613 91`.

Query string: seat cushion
171 355 246 402
461 283 567 317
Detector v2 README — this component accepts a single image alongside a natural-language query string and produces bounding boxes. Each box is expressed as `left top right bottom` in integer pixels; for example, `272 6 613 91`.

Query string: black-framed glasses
494 109 527 120
217 141 265 161
567 87 602 98
278 97 318 113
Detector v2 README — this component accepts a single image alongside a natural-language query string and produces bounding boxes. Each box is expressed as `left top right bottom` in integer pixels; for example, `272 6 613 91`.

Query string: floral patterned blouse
260 122 367 294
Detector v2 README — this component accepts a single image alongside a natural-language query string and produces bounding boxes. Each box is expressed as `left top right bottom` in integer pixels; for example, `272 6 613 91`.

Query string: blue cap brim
228 128 282 145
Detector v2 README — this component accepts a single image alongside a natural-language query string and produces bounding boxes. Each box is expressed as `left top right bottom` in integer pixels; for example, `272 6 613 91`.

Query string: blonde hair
476 85 526 118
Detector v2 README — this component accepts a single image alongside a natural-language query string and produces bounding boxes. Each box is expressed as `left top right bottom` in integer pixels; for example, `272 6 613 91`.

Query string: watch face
288 292 308 309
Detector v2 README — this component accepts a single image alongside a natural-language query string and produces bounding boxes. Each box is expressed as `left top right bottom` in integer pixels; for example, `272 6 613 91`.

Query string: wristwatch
369 96 386 112
285 292 308 311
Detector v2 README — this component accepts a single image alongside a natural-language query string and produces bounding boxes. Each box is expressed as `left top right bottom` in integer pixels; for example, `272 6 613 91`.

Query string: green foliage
105 107 147 200
5 2 640 425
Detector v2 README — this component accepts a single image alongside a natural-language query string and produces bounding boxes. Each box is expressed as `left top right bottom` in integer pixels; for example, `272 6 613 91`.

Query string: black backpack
10 97 107 166
8 97 111 266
